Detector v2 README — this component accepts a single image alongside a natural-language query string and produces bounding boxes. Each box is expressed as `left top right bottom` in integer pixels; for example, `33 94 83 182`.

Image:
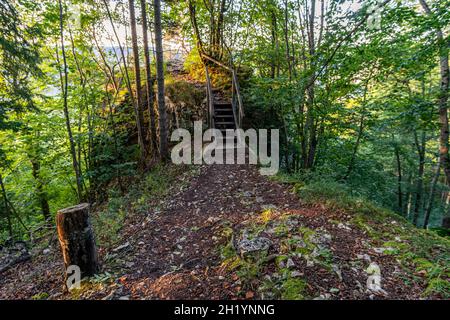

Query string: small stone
329 288 340 293
313 293 331 300
42 248 51 255
373 247 394 254
102 291 115 300
207 216 220 224
286 258 295 268
291 271 303 278
113 242 130 252
262 204 277 210
357 254 371 262
332 264 343 281
337 223 352 231
119 296 130 300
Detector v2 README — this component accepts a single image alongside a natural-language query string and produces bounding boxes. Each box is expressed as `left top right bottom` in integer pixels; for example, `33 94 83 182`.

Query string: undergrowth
290 178 450 299
92 164 188 248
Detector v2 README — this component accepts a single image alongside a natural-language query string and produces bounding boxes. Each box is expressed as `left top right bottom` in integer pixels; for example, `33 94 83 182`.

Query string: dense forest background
0 0 449 245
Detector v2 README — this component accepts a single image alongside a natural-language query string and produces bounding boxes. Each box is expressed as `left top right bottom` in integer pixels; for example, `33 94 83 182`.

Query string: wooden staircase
213 101 236 133
203 53 244 134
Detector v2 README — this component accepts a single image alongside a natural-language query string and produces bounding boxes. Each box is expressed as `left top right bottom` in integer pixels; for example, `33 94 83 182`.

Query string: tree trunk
129 0 147 161
394 144 403 213
140 0 158 154
154 0 169 160
30 158 50 221
423 156 441 229
413 131 426 226
58 0 83 202
188 0 205 54
270 10 278 79
343 79 370 180
283 0 292 79
56 203 99 281
419 0 450 189
304 0 317 169
405 174 413 217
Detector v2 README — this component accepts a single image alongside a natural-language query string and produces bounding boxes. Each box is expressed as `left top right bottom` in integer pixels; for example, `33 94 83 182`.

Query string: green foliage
280 278 307 300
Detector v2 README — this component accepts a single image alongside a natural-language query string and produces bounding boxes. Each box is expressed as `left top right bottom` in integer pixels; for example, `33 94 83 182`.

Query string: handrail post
205 65 214 128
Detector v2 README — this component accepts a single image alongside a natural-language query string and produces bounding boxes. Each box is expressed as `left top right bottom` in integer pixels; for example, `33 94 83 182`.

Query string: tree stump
56 203 99 280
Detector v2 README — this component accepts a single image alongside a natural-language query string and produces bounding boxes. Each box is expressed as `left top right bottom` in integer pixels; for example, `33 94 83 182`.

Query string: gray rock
238 237 272 256
113 242 130 252
286 258 295 268
337 223 352 231
313 293 331 300
291 271 303 278
306 259 315 267
332 264 343 281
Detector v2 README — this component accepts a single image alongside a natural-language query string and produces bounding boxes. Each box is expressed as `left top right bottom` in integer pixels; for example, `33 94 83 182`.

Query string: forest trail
113 163 305 299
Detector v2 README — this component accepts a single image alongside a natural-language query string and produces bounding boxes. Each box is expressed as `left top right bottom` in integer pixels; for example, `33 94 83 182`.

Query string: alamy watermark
66 265 81 290
171 121 280 176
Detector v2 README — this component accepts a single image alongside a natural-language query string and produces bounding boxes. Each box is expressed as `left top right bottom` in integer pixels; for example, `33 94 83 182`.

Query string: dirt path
115 164 304 299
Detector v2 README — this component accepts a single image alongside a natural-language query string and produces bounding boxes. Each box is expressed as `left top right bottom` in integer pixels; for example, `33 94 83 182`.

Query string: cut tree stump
56 203 99 280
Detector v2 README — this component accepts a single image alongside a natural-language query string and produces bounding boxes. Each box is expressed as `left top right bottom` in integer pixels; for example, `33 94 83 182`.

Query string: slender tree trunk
270 10 277 79
58 0 83 202
343 77 371 179
30 158 50 220
343 112 366 180
405 174 413 217
140 0 158 154
419 0 450 189
129 0 147 161
216 0 227 60
423 156 441 229
413 131 426 226
68 29 90 198
283 0 292 79
154 0 169 159
394 144 403 213
188 0 204 54
304 0 317 169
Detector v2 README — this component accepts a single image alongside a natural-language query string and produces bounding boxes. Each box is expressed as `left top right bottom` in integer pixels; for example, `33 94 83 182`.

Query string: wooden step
214 108 233 114
214 101 232 105
215 114 234 118
215 121 235 125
